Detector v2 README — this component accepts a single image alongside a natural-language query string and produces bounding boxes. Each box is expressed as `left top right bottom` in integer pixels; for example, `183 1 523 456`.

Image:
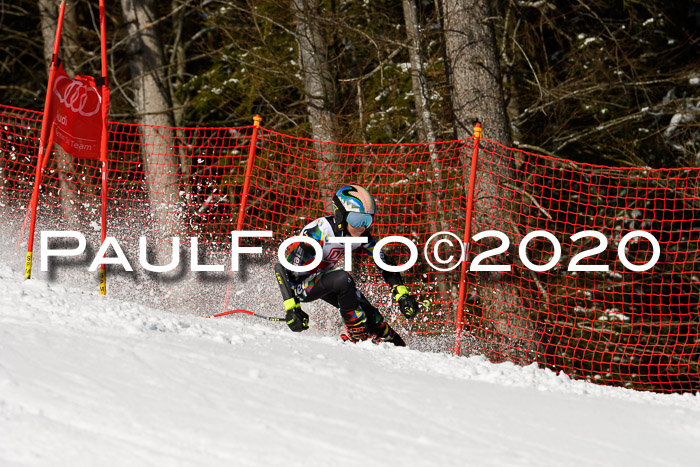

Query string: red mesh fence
1 103 699 393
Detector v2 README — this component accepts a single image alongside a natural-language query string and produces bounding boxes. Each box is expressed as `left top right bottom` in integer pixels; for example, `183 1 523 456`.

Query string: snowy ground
2 258 700 466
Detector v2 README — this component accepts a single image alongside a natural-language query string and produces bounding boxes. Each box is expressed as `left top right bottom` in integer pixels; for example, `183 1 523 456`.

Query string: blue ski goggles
346 212 373 228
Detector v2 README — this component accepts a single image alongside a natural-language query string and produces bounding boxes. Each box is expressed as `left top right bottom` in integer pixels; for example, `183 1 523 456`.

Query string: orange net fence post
235 115 262 232
455 123 482 355
1 103 699 393
223 114 262 311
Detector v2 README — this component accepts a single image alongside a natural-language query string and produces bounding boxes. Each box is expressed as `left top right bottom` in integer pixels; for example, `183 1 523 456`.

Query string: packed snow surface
1 260 700 466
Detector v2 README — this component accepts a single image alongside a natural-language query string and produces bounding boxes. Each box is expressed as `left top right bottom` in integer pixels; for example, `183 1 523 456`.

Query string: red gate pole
25 0 67 279
16 123 57 256
98 0 110 295
223 115 262 311
454 123 482 355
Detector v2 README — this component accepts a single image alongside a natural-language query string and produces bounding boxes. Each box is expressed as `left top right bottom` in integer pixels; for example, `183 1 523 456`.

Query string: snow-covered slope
1 260 699 467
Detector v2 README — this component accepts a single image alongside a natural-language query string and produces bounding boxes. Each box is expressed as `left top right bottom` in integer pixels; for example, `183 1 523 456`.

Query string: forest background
0 0 698 169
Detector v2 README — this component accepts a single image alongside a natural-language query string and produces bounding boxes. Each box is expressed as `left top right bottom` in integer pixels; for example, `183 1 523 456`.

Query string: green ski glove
391 285 419 320
286 307 309 332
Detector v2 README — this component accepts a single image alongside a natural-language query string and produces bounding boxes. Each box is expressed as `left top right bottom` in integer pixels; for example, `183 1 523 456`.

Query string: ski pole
209 309 285 322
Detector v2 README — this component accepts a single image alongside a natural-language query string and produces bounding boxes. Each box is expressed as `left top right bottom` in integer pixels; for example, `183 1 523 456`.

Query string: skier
274 185 420 346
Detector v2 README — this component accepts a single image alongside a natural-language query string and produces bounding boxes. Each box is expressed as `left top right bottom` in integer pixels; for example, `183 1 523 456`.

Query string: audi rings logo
54 75 101 117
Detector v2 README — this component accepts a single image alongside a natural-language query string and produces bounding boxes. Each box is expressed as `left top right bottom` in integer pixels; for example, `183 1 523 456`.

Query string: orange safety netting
1 103 699 393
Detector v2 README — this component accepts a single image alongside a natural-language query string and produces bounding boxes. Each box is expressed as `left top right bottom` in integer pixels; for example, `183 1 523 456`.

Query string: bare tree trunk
403 0 451 301
170 0 190 187
442 0 510 145
169 0 187 129
120 0 182 262
292 0 338 208
38 0 80 230
403 0 435 145
443 0 539 360
402 0 448 229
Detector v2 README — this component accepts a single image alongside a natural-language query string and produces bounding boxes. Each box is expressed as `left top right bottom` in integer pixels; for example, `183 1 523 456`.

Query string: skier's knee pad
325 270 356 293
